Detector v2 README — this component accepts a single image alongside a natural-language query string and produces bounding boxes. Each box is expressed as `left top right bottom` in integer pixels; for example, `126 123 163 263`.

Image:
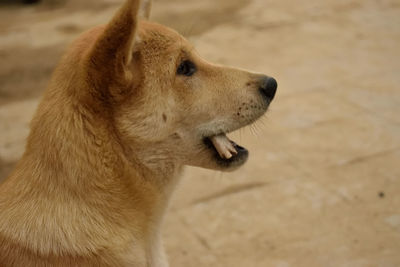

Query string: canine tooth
210 134 237 159
224 150 233 159
229 144 238 155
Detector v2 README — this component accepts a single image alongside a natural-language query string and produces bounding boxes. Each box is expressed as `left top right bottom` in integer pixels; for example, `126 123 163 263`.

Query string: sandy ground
1 0 400 266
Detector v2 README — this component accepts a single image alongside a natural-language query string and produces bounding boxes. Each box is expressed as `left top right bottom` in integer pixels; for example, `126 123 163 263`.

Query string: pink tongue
209 134 237 159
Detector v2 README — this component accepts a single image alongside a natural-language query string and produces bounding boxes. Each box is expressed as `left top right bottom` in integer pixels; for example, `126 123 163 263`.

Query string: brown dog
0 0 277 266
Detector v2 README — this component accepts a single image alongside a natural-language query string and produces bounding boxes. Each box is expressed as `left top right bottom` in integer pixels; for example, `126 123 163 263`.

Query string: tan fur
0 0 276 266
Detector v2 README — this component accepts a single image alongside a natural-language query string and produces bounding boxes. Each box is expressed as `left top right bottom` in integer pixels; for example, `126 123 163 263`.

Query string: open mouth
204 133 249 167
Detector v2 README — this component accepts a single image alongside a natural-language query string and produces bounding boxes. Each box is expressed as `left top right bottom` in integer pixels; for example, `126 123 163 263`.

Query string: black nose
259 77 277 101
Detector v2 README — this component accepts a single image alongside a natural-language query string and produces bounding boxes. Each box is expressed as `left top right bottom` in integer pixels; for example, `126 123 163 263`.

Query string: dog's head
70 0 277 172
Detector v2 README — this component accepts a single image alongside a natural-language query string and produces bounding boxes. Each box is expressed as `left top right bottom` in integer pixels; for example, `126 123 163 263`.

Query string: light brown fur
0 0 276 266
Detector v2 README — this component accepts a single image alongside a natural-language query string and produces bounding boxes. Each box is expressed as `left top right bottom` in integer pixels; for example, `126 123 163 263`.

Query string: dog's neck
0 98 181 261
122 140 184 186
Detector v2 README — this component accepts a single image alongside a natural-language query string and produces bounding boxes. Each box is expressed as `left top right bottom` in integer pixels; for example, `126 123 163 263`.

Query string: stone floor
0 0 399 266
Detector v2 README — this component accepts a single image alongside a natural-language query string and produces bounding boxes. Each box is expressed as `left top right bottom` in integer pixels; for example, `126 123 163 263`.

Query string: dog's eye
177 60 196 76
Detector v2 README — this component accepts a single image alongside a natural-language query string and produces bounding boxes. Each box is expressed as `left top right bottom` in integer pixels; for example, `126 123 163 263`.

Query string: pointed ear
85 0 141 96
139 0 152 20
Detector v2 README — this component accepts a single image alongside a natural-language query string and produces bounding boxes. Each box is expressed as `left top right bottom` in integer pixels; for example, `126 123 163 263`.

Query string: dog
0 0 277 266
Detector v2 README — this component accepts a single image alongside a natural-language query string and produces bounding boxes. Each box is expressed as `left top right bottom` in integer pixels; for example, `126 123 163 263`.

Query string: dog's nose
259 76 277 101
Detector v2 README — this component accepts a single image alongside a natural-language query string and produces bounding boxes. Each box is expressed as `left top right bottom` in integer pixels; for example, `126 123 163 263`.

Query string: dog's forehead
138 21 189 52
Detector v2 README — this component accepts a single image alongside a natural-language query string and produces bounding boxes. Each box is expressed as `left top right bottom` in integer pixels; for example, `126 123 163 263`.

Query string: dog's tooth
224 150 233 159
228 143 238 155
210 134 237 159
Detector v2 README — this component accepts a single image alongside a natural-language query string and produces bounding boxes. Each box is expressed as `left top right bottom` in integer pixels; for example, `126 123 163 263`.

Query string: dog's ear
139 0 152 20
85 0 141 99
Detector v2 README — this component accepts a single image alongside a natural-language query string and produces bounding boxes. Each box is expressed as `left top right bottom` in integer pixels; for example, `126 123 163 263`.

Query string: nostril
265 77 278 92
260 77 277 101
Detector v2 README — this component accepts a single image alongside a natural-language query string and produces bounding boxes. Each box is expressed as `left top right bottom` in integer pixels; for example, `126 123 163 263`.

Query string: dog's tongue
210 133 238 159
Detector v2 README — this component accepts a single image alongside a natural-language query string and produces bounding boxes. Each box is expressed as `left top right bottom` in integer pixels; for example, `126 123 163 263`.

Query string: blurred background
1 0 399 266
